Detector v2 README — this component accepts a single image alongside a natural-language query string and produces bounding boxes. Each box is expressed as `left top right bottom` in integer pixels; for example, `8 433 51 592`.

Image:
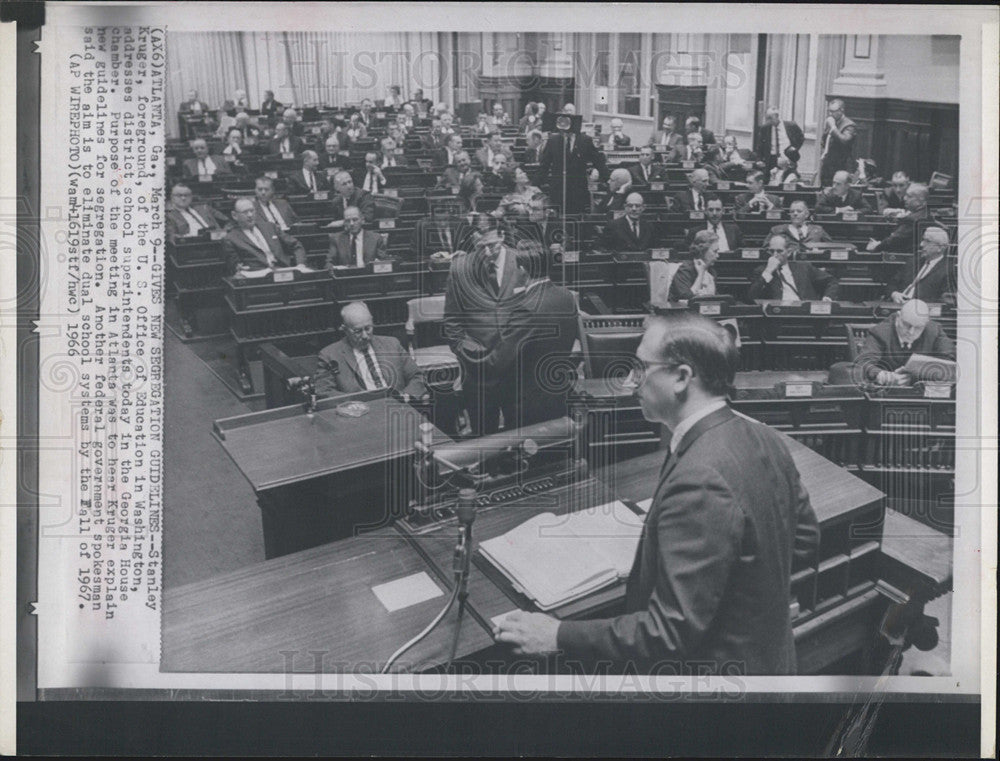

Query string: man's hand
822 295 833 302
693 257 708 274
825 116 838 131
866 238 879 252
890 291 907 304
764 255 783 276
493 610 561 655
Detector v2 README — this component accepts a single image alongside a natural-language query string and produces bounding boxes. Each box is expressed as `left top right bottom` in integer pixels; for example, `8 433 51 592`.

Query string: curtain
165 32 249 136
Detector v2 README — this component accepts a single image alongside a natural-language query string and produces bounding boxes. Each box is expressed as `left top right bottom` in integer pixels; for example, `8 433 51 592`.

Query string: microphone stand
447 488 477 668
561 128 568 287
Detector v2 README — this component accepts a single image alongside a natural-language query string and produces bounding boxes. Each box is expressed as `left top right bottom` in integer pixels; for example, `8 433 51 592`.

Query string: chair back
646 260 681 308
578 314 647 379
845 322 877 361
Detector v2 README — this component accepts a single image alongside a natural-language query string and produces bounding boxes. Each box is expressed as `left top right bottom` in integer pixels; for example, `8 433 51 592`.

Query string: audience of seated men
685 195 742 252
285 151 328 195
182 139 232 179
769 199 831 254
827 299 956 386
815 170 871 215
865 182 940 253
166 183 229 243
599 192 661 252
222 197 306 275
734 170 780 215
670 229 721 301
327 205 388 268
748 233 839 302
252 176 298 232
314 301 428 400
328 170 376 223
885 226 952 304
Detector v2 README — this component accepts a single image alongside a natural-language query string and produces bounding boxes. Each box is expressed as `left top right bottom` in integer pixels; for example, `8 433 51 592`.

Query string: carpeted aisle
164 328 265 589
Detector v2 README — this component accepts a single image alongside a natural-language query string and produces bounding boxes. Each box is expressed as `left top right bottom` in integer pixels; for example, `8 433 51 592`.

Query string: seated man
327 205 387 268
181 139 232 180
880 171 910 217
670 229 720 301
165 183 228 243
629 146 666 187
358 152 389 195
476 131 515 170
222 197 306 275
268 122 302 156
594 168 634 215
435 133 464 168
886 226 951 304
748 233 838 302
436 150 473 193
252 175 299 232
483 154 515 193
769 199 831 254
685 195 742 252
828 299 955 386
599 192 661 252
607 117 632 148
814 170 871 215
734 171 780 215
648 115 684 156
522 129 544 164
679 131 708 163
280 106 305 137
866 183 941 254
314 301 427 400
673 168 712 213
328 170 376 223
285 151 328 195
379 136 403 168
318 134 348 174
684 115 716 147
409 200 466 260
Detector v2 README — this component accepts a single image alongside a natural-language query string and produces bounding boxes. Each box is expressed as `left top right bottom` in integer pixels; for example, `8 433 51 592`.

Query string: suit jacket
179 99 210 114
754 120 805 159
814 187 871 215
673 188 711 213
768 223 831 252
181 156 232 179
326 229 387 268
881 188 907 211
820 116 858 181
593 188 630 216
483 280 579 428
873 207 943 254
734 191 781 215
268 134 303 155
628 163 666 187
536 131 609 185
856 318 956 382
887 255 951 301
329 188 376 222
749 261 839 301
599 215 661 252
284 168 329 195
222 219 306 274
648 129 684 153
433 147 460 168
252 198 299 230
685 221 743 252
259 98 283 118
165 204 228 242
474 145 515 169
558 406 820 674
668 260 718 302
314 335 427 398
318 150 349 173
608 132 632 149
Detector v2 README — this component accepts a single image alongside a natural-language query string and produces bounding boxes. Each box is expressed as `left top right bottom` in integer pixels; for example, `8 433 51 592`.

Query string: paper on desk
371 571 444 613
635 498 653 513
236 267 272 279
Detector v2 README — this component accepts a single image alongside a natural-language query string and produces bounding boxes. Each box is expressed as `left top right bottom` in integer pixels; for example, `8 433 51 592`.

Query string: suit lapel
335 341 364 389
237 229 271 267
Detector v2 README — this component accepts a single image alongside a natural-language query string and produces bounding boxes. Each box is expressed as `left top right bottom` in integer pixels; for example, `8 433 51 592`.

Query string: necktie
261 203 276 225
250 228 275 266
186 207 207 231
362 348 385 389
568 134 575 153
353 233 363 266
631 219 639 241
268 203 287 230
307 171 316 192
773 125 780 155
198 159 207 175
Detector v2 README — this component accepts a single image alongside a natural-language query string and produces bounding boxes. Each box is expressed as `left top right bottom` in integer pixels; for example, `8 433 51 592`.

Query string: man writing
748 234 838 302
495 312 820 674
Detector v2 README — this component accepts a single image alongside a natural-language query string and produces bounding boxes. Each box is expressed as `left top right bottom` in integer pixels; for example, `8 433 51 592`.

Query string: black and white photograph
4 3 996 757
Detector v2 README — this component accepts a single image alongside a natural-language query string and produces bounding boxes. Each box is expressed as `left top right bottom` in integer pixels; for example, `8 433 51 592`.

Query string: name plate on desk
766 210 782 220
266 170 279 179
785 382 814 398
383 187 399 198
651 248 671 260
562 250 580 263
209 229 227 241
394 147 405 155
842 210 859 221
650 181 665 191
379 218 396 229
313 190 329 201
689 211 705 220
281 152 295 160
372 261 393 274
830 249 850 261
699 303 722 316
809 301 833 315
783 182 797 191
375 111 386 119
923 382 952 399
716 181 731 190
929 304 942 317
682 160 696 169
273 269 295 283
741 248 761 259
198 174 213 183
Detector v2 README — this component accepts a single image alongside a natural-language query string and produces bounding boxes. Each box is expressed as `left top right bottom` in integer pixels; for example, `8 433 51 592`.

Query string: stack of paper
478 501 645 611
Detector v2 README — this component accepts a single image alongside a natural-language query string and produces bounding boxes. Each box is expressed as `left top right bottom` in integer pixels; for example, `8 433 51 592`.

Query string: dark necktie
773 125 779 155
362 348 384 388
631 220 639 241
352 233 362 266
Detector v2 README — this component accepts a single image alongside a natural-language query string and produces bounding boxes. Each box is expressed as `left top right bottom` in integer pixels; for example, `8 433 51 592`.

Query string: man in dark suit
769 200 831 255
495 312 820 674
475 131 516 171
815 170 871 215
673 168 712 213
268 122 302 156
599 193 661 252
259 90 283 120
886 226 952 303
866 183 942 254
755 108 805 173
536 119 609 215
280 107 305 137
819 99 857 186
685 195 742 252
443 229 526 435
593 168 635 216
648 115 684 157
222 198 306 274
252 176 298 232
504 198 576 258
314 301 427 399
629 146 667 187
829 299 956 386
318 135 348 174
749 233 838 302
684 116 716 147
284 151 328 195
522 130 544 164
328 171 376 223
165 183 228 243
179 89 210 115
734 171 781 215
480 242 579 427
409 201 466 260
434 133 464 169
326 206 387 268
181 139 232 180
880 171 911 217
607 118 632 148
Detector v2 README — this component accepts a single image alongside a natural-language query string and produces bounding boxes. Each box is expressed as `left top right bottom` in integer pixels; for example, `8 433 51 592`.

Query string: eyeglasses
346 325 374 335
622 360 677 388
766 248 787 254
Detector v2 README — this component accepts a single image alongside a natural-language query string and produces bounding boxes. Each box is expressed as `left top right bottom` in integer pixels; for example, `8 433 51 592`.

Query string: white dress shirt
492 248 506 287
179 207 207 235
707 222 729 252
302 169 317 192
352 346 385 389
770 121 789 156
668 399 728 453
198 157 217 176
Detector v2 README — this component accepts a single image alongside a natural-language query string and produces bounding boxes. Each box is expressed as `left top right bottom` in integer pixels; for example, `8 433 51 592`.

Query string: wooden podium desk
213 390 452 558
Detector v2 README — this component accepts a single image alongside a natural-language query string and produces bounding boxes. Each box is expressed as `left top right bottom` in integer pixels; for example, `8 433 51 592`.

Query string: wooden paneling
478 75 575 123
835 95 958 182
656 84 707 125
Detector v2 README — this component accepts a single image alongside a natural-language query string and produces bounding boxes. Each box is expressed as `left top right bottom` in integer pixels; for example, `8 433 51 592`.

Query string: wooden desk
162 533 494 673
214 392 452 557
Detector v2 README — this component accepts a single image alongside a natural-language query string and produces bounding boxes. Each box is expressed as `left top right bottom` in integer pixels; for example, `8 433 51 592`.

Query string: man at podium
494 313 820 674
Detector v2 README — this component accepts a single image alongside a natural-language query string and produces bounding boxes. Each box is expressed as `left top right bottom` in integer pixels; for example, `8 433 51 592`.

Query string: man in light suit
252 176 299 232
181 139 232 180
885 226 952 304
755 107 805 173
598 193 662 252
165 183 228 243
314 301 427 399
769 200 831 255
495 312 820 674
222 198 306 274
748 233 838 302
326 206 387 268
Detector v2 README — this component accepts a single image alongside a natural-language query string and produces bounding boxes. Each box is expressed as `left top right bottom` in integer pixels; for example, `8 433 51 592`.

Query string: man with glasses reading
494 312 820 673
748 233 839 303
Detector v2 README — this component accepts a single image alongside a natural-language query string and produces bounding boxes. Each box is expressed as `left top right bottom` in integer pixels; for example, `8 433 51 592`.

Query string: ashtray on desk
335 401 370 418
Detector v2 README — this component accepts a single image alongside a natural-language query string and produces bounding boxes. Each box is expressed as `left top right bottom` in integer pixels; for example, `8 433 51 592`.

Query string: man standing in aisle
535 114 608 216
819 99 857 186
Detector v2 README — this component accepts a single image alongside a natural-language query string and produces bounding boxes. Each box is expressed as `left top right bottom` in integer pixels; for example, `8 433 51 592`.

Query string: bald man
285 150 328 195
181 139 232 180
314 301 427 399
222 197 306 275
594 167 634 215
887 226 952 303
866 183 944 254
830 299 955 386
599 192 661 251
